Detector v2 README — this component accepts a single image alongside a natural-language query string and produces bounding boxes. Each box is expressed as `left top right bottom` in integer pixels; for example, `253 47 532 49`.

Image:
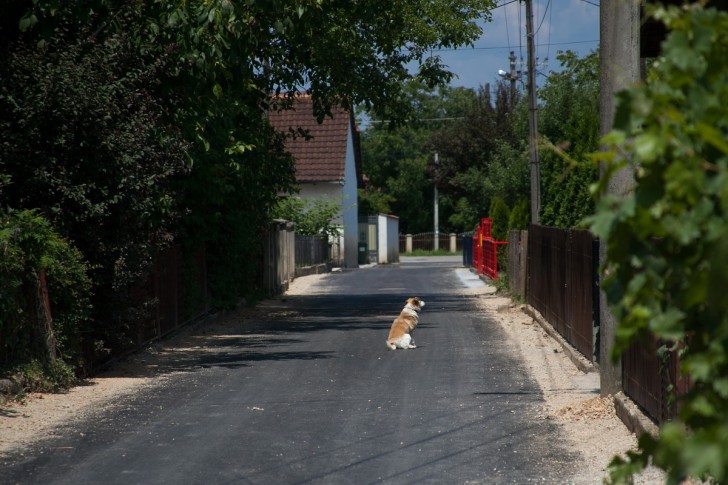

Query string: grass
403 249 460 257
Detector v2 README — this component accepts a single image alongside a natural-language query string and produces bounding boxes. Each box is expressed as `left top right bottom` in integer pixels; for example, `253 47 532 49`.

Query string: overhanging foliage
588 4 728 483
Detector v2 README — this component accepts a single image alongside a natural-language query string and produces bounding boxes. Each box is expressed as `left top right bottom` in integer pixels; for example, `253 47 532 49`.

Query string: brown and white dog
386 297 425 350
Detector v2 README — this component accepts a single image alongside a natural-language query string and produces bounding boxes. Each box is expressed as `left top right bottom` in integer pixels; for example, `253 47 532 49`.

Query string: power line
434 39 598 53
503 0 512 53
535 0 551 35
493 0 520 9
518 0 524 70
363 117 466 125
534 0 553 70
545 0 553 65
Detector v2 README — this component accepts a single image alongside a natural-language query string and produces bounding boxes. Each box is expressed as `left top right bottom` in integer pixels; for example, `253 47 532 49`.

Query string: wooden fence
507 230 528 298
295 235 329 268
520 224 685 425
153 245 209 337
263 220 295 296
527 224 598 363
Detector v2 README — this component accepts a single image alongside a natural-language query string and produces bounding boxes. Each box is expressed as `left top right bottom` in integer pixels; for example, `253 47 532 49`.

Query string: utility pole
509 50 517 99
434 152 439 251
525 0 540 224
599 0 640 397
498 51 521 101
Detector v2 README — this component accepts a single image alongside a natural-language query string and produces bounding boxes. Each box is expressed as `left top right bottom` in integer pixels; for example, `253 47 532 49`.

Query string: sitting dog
386 297 425 350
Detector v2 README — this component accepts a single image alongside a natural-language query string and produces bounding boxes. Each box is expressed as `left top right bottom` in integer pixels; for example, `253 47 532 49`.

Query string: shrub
489 197 510 241
0 209 92 386
272 196 343 239
508 198 530 231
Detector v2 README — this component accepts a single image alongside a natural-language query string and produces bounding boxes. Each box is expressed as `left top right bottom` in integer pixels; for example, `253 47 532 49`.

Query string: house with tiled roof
268 94 363 268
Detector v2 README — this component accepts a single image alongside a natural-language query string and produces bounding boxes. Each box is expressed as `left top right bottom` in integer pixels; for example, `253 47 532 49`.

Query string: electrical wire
434 39 598 53
546 0 553 65
518 0 524 74
503 0 511 53
535 0 551 35
492 0 520 9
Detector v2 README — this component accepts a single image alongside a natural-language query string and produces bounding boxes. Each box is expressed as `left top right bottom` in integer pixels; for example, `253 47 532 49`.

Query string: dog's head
405 297 425 311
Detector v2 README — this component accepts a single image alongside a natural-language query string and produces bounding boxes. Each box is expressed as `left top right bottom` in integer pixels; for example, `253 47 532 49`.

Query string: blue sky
431 0 600 90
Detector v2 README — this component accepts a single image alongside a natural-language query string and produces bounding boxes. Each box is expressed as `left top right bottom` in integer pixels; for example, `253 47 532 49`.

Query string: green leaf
19 14 38 31
634 132 664 162
648 307 685 339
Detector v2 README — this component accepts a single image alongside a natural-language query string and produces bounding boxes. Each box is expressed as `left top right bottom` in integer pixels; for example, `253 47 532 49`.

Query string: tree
588 5 728 483
508 198 530 231
1 0 498 363
538 50 600 228
429 81 526 232
488 197 510 242
360 81 478 233
272 196 343 240
0 11 191 353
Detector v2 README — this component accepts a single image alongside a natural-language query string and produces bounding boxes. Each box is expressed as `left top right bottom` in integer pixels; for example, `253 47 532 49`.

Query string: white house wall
298 184 345 266
341 128 359 268
295 127 358 268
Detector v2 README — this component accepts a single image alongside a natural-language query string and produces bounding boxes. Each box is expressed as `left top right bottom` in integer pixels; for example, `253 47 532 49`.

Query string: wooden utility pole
599 0 641 397
525 0 540 224
509 50 517 99
433 152 439 251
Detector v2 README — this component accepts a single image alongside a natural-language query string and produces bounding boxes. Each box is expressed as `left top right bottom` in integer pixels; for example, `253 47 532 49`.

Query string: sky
426 0 600 90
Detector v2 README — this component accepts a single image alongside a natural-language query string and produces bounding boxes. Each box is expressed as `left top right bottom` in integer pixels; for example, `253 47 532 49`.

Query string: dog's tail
386 340 397 350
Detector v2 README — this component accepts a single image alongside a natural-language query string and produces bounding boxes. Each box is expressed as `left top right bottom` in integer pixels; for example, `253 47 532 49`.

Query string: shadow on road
95 289 479 382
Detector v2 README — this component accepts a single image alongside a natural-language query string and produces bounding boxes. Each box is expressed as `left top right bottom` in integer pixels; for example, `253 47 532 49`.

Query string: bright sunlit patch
454 268 485 288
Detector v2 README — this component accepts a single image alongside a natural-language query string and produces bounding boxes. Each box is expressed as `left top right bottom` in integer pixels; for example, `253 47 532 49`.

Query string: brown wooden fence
623 337 691 425
153 245 209 337
516 224 690 425
295 235 329 268
507 230 528 298
263 220 295 296
527 224 597 362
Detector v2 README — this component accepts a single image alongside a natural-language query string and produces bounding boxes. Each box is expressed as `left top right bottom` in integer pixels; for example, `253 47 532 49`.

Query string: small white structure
377 214 400 264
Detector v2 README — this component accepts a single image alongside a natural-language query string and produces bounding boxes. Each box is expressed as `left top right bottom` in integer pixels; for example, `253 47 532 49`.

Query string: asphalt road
2 258 579 484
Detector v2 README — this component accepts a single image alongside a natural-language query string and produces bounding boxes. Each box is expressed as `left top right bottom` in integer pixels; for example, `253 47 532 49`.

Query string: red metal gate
471 218 508 281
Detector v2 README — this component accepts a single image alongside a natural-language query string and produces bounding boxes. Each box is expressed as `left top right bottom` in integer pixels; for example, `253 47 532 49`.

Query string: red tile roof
268 95 351 183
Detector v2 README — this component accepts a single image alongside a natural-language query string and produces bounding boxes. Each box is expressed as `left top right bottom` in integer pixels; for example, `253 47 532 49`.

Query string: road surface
2 257 579 484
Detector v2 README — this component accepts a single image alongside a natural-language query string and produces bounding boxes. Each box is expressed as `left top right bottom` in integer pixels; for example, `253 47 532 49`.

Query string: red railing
471 218 508 280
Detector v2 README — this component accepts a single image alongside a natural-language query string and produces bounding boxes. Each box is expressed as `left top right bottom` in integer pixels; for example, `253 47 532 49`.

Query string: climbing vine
588 4 728 483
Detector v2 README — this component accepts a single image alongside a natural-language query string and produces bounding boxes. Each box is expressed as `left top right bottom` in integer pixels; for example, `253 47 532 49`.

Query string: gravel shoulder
1 270 664 483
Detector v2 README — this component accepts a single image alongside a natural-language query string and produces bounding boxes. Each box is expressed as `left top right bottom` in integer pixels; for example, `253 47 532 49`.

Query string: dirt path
1 271 664 483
